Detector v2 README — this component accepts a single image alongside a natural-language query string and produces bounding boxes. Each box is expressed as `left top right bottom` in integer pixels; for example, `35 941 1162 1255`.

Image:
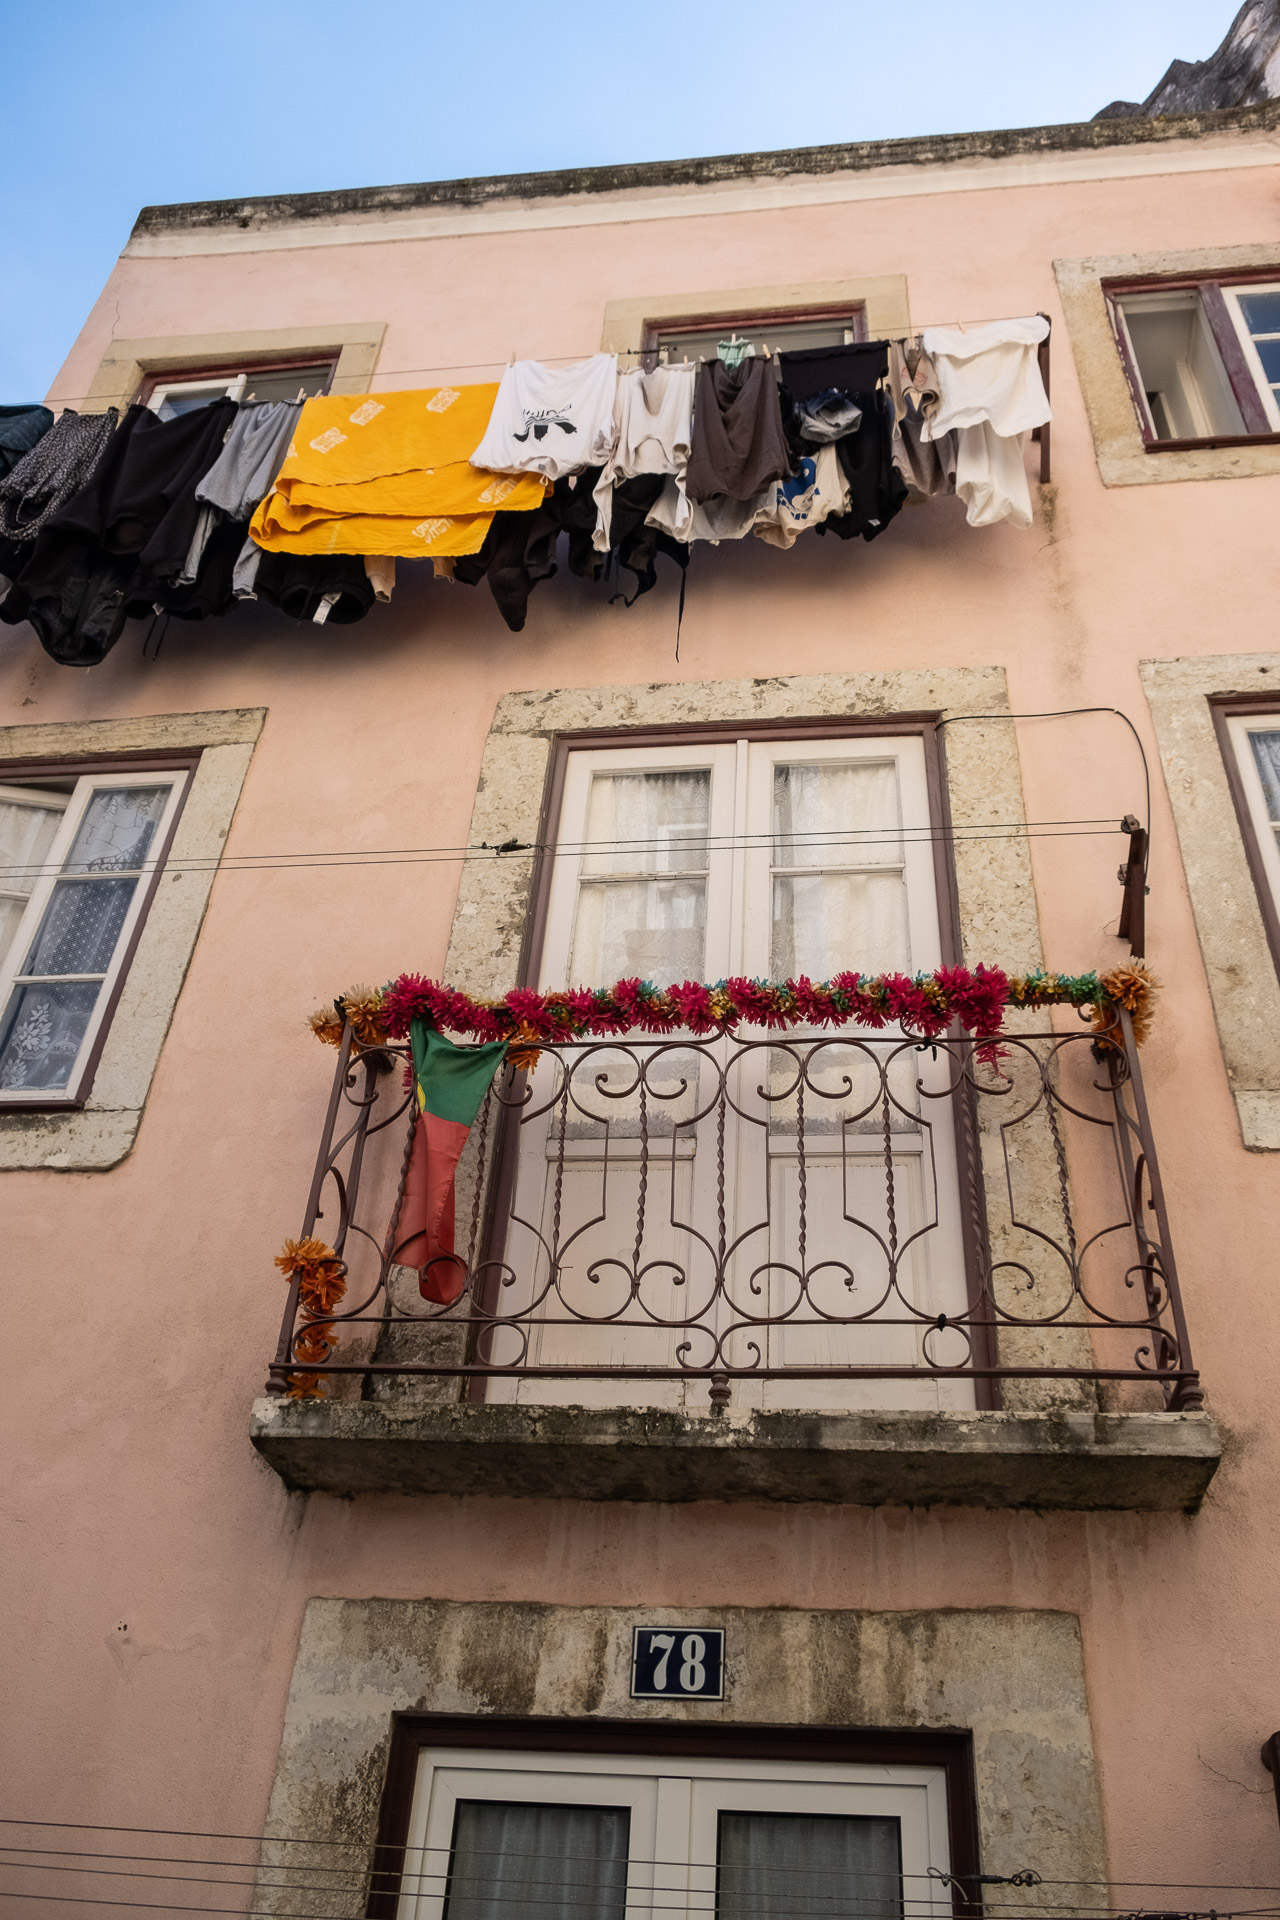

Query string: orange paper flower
1093 962 1159 1049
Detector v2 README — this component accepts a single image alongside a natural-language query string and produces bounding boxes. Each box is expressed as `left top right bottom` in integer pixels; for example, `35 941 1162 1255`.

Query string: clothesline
41 314 1051 407
0 318 1054 665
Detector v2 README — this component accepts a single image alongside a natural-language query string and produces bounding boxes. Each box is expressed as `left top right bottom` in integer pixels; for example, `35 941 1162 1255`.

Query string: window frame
472 714 999 1409
1105 269 1280 451
1212 696 1280 985
140 355 337 415
366 1714 982 1920
0 751 197 1109
642 302 868 365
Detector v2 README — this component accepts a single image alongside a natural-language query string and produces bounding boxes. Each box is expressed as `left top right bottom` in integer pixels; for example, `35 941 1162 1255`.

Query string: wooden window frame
1104 269 1280 451
641 301 868 360
138 354 337 411
366 1713 982 1920
1211 694 1280 985
0 749 198 1110
470 713 998 1409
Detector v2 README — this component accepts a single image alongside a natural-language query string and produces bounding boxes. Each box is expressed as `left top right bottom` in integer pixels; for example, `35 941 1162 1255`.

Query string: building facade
5 96 1280 1920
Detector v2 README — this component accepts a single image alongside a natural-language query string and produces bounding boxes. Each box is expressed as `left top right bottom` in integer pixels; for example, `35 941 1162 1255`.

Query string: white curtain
441 1800 629 1920
771 762 909 980
0 785 168 1092
1249 730 1280 828
572 771 710 984
717 1810 902 1920
0 795 64 964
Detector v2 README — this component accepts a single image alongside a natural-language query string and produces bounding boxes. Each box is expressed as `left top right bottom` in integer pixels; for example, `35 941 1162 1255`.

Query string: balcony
250 1015 1221 1510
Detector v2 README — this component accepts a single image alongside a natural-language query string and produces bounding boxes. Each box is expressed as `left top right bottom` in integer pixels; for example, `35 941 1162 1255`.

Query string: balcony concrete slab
249 1398 1222 1511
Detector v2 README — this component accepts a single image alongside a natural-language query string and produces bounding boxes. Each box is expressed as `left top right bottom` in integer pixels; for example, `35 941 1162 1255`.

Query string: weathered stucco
1140 652 1280 1147
250 1398 1222 1510
255 1600 1108 1920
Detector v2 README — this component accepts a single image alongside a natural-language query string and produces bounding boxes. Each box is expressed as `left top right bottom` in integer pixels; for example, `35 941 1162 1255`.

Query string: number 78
649 1632 707 1692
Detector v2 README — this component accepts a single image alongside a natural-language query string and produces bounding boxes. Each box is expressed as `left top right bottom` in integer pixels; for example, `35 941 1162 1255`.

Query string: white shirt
920 317 1051 529
921 317 1051 438
470 353 619 480
593 364 696 549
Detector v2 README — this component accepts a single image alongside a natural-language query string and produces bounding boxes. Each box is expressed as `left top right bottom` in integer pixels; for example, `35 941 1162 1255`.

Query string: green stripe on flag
410 1020 509 1125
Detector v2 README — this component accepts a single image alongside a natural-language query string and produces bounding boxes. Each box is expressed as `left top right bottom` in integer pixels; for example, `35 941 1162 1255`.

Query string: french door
394 1744 953 1920
492 733 975 1412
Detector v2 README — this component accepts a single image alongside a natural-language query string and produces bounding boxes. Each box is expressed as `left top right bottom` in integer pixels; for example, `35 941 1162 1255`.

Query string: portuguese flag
395 1020 509 1305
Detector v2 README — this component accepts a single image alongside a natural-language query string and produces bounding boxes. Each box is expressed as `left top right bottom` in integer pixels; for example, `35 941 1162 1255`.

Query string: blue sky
1 0 1243 399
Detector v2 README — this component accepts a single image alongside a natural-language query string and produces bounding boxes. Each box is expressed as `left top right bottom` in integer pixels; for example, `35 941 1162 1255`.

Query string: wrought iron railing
265 1011 1202 1411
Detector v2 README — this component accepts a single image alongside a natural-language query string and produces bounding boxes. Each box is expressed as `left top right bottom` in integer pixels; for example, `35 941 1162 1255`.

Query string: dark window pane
243 364 332 403
717 1811 902 1920
442 1801 629 1920
21 878 136 976
0 981 100 1090
1238 290 1280 335
1252 337 1280 382
66 786 168 873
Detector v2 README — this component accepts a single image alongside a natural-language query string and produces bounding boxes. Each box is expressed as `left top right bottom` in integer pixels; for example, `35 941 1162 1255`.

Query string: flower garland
274 1237 347 1399
307 963 1157 1064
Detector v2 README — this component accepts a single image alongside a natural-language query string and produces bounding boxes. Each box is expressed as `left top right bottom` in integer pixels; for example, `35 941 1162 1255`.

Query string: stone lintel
248 1400 1222 1511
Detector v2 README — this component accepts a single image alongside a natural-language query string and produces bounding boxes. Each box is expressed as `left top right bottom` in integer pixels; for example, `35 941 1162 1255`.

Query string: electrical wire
0 819 1131 883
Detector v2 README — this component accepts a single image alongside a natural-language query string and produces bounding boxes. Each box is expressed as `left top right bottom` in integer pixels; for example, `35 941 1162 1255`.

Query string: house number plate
630 1626 725 1700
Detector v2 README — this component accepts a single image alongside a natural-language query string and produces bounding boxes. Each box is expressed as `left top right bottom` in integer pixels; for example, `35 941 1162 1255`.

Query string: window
497 729 973 1415
0 769 189 1102
1219 706 1280 966
1108 276 1280 446
145 361 334 419
390 1743 951 1920
647 306 865 364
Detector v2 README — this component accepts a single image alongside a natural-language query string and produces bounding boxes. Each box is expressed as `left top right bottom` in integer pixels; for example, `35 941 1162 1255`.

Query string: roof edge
131 99 1280 238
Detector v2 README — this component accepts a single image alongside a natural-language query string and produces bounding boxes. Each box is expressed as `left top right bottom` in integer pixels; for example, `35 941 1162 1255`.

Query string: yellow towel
249 385 547 557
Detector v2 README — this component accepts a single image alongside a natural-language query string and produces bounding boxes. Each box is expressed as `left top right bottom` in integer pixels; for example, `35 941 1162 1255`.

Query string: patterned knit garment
0 407 120 541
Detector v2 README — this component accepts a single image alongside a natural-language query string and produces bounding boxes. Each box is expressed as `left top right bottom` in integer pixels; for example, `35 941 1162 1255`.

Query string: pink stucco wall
4 137 1280 1900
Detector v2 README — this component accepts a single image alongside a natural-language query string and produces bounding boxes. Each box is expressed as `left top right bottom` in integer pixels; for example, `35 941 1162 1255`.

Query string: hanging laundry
250 386 546 558
753 445 851 549
644 478 768 545
0 408 119 545
684 357 790 504
793 391 863 443
396 1021 510 1305
780 342 891 403
887 343 956 498
124 515 248 625
0 405 54 480
920 317 1050 529
254 551 378 625
778 343 907 542
591 363 695 550
2 400 237 664
364 555 395 603
178 398 300 592
469 353 619 481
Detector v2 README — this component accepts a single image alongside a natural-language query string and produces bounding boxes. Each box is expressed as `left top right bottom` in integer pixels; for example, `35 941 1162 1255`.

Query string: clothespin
762 341 772 360
296 386 306 402
507 349 516 367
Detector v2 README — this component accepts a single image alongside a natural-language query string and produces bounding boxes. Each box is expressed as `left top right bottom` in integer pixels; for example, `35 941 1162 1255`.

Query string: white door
395 1745 953 1920
492 735 974 1412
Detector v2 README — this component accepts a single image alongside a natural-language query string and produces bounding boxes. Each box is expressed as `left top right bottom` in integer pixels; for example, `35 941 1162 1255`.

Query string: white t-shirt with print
470 353 619 480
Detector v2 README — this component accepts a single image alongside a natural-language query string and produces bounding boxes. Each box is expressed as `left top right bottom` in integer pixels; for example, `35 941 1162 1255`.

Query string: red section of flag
395 1110 472 1304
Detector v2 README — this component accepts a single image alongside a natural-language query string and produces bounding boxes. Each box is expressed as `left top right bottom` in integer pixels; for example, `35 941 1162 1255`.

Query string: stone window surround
0 709 265 1171
1053 243 1280 486
253 1599 1106 1920
79 322 386 416
600 276 911 355
443 667 1041 1000
1141 652 1280 1151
